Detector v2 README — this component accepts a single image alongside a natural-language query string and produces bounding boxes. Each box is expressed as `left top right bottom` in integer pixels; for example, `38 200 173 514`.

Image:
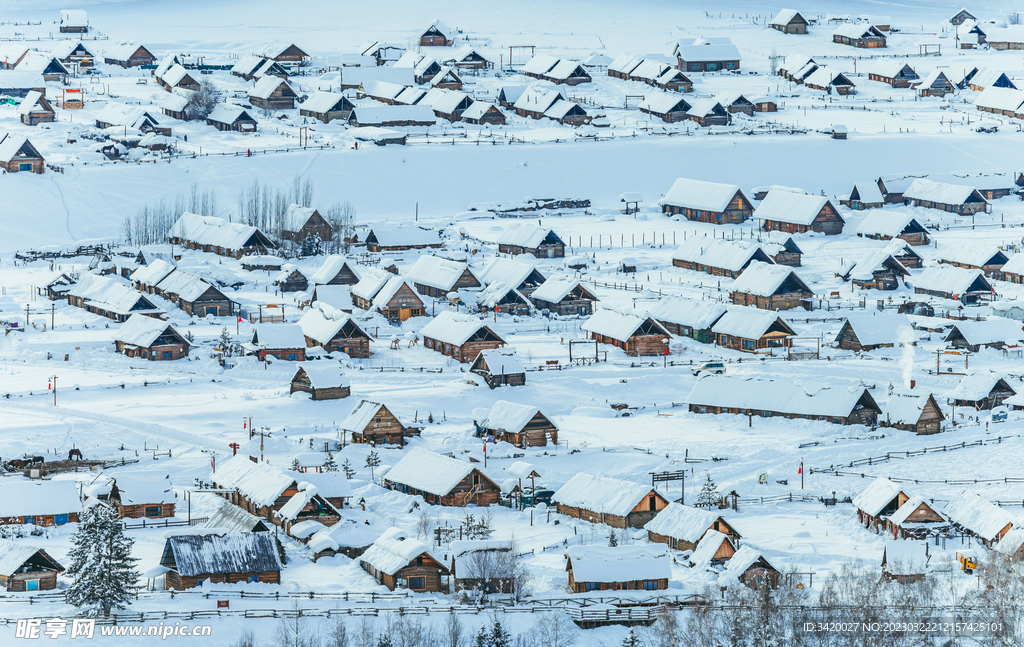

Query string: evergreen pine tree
291 457 302 471
475 625 489 647
365 451 381 480
621 629 641 647
65 505 139 615
323 452 338 472
218 327 232 355
697 473 720 509
341 458 356 479
376 632 393 647
607 531 618 547
490 618 511 647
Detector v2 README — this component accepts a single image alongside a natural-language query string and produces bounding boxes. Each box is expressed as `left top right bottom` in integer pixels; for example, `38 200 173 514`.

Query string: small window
409 576 425 590
416 556 423 566
144 506 162 518
643 580 658 591
26 580 39 591
246 575 259 583
162 351 172 359
472 474 480 486
287 353 298 361
584 582 600 592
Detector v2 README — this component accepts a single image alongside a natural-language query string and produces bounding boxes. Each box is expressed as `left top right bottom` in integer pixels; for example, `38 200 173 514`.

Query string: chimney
910 380 916 389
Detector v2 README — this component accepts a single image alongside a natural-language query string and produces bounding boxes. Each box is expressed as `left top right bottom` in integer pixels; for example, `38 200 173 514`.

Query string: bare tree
326 616 349 647
442 613 466 647
533 613 577 647
184 80 218 121
275 602 314 647
356 616 376 647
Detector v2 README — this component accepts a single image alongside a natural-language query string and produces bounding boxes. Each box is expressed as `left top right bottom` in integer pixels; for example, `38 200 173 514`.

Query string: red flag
798 466 802 474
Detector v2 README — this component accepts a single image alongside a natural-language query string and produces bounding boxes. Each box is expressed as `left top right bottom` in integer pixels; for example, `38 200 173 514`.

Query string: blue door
54 514 68 525
26 580 39 591
23 516 35 525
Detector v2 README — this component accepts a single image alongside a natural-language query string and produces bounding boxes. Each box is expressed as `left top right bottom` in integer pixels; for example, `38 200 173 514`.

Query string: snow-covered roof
883 540 928 575
581 309 668 343
995 526 1024 556
889 495 945 527
154 268 219 303
0 540 59 577
609 54 644 75
530 277 589 304
658 178 746 212
648 297 727 330
495 224 560 249
407 256 476 292
770 8 804 26
946 319 1024 346
369 276 415 311
711 306 793 339
674 43 741 63
904 179 982 205
168 213 271 251
943 490 1015 541
999 253 1024 276
722 546 776 581
986 26 1024 44
565 545 671 583
945 372 1015 401
423 88 470 114
17 90 49 116
974 87 1024 113
206 104 254 125
257 41 306 59
249 76 294 100
686 375 877 418
855 210 917 237
473 347 524 375
638 92 690 115
359 527 440 576
104 42 149 62
868 59 915 79
834 23 882 38
688 529 734 567
0 481 80 518
840 314 914 347
60 10 88 27
297 305 365 346
290 471 352 500
479 257 541 288
298 90 349 114
672 238 772 273
252 323 306 349
940 244 1006 269
421 310 503 346
914 264 990 295
385 448 491 496
729 261 810 297
308 256 359 286
161 64 194 88
349 267 392 302
506 461 541 479
460 101 499 121
475 281 529 310
50 40 89 59
513 85 566 113
276 483 329 522
367 226 441 248
340 399 401 433
212 455 297 508
113 472 174 505
644 502 724 543
115 313 185 348
205 500 266 534
481 401 552 434
755 191 839 226
308 519 378 554
165 532 281 577
554 473 661 517
686 97 726 119
68 274 161 316
852 477 904 516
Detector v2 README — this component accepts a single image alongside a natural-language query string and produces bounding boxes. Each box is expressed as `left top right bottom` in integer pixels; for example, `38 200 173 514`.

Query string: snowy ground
2 0 1024 645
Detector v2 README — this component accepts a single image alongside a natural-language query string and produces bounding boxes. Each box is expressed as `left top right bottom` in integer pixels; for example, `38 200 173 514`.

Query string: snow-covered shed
309 519 378 561
945 372 1016 410
529 277 598 316
298 90 355 124
149 267 235 317
770 9 809 34
945 318 1024 352
449 539 514 593
309 256 361 286
290 363 350 401
478 401 557 448
880 390 945 436
160 531 282 590
939 244 1009 277
168 213 276 259
469 347 526 388
0 481 80 527
728 261 813 311
836 250 909 290
205 500 271 534
867 59 918 87
711 306 796 352
582 309 670 357
495 224 566 258
341 399 412 446
113 314 190 361
59 10 89 33
67 274 163 322
0 133 44 174
882 540 929 583
756 191 844 235
913 265 993 304
359 528 450 592
383 448 501 507
407 256 481 297
687 529 737 567
420 311 505 363
672 238 775 278
835 314 914 351
852 477 908 533
18 91 54 126
722 546 781 589
478 258 546 295
297 305 371 357
638 92 693 123
903 179 988 216
886 496 949 539
855 211 928 245
103 43 156 68
658 178 752 225
372 276 425 321
110 472 175 519
672 38 741 73
564 545 671 593
994 526 1024 561
246 324 307 361
833 23 886 48
554 473 670 529
648 297 726 342
645 502 741 551
943 490 1015 547
0 540 64 591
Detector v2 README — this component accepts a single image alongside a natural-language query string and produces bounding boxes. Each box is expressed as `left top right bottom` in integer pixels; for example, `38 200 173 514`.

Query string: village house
364 226 442 252
685 98 731 126
206 105 258 132
478 401 558 447
835 314 915 352
970 68 1017 92
672 238 775 279
945 319 1024 352
554 473 670 529
51 40 95 69
461 101 506 125
372 276 425 321
712 306 796 352
987 26 1024 50
853 478 908 533
297 305 372 357
445 46 492 70
565 545 671 593
205 500 272 534
717 92 755 116
113 314 190 361
289 364 349 401
298 91 355 124
0 542 64 592
770 9 809 34
777 53 816 82
882 540 929 584
723 547 781 589
159 92 189 121
245 324 307 361
608 54 643 79
833 24 887 47
274 268 308 293
103 43 156 68
146 268 236 317
230 55 288 82
994 527 1024 561
18 91 54 126
168 213 277 259
939 245 1008 279
837 250 910 290
1000 254 1024 284
855 211 929 245
308 519 378 561
672 38 741 72
649 297 726 343
342 400 414 446
915 70 956 97
638 93 692 123
429 66 463 90
360 528 450 592
448 539 514 594
420 311 505 363
109 472 175 519
419 19 454 46
529 278 598 316
867 60 918 87
38 273 75 301
407 255 482 298
160 531 282 590
913 265 993 304
803 68 856 95
67 274 163 322
903 179 988 215
420 88 472 121
729 261 813 311
59 10 88 33
479 258 547 297
470 348 526 388
384 448 502 507
14 52 69 83
280 204 334 245
394 52 443 84
687 529 738 568
0 134 45 174
256 42 310 67
495 224 566 258
943 490 1014 547
0 481 80 527
687 375 881 426
309 256 361 286
760 232 803 266
645 502 741 551
880 391 945 435
842 183 886 211
94 103 169 135
658 178 752 224
886 496 949 539
249 77 298 110
757 191 845 235
350 268 392 310
582 309 670 356
945 373 1016 410
521 54 592 86
158 64 199 92
475 282 532 315
950 9 976 25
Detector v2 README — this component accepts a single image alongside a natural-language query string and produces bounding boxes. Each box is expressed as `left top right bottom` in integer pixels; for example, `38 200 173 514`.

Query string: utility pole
800 458 804 489
50 375 57 406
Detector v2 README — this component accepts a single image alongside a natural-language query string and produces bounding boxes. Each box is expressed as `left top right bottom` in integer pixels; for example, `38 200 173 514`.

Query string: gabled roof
882 540 928 575
495 224 563 249
674 42 741 63
723 546 778 581
205 500 268 533
881 391 944 427
372 276 420 312
513 85 566 113
868 59 917 79
420 310 504 346
658 178 747 212
804 68 855 88
755 191 840 226
297 305 368 346
113 471 174 505
169 213 274 251
298 90 353 114
941 244 1008 268
104 42 153 62
471 348 524 375
530 277 595 304
481 401 554 434
68 274 161 316
340 399 404 433
461 101 500 120
649 297 727 330
257 41 308 59
360 527 443 576
163 532 281 577
834 23 885 38
729 261 812 297
915 264 991 295
581 309 669 343
942 489 1015 541
974 87 1024 113
479 257 545 289
686 97 727 118
672 238 773 272
711 306 795 339
686 375 880 418
349 267 392 301
0 133 42 163
947 318 1024 346
855 210 920 237
252 323 306 349
161 64 195 87
565 545 671 583
643 502 729 543
115 313 187 348
0 541 63 577
0 481 80 518
944 372 1015 401
554 473 665 517
17 90 52 116
608 53 644 75
291 363 349 390
852 477 905 516
904 179 985 205
366 226 441 248
638 92 691 115
213 455 297 508
407 255 479 292
421 19 453 41
838 314 914 347
207 104 256 125
770 8 806 26
385 448 496 496
250 76 295 100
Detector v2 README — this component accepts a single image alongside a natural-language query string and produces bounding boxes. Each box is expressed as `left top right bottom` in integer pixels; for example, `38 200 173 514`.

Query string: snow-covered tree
621 629 640 647
365 451 381 480
697 473 720 509
342 458 356 479
291 457 302 471
65 505 139 615
323 452 338 472
183 79 218 121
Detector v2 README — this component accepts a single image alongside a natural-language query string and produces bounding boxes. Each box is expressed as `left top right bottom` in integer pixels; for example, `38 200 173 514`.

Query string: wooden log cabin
244 324 307 361
999 254 1024 284
290 364 350 401
274 268 308 293
152 270 236 317
372 277 425 321
407 255 481 298
158 64 200 92
281 204 334 245
880 391 945 435
886 497 949 539
945 319 1024 352
650 297 726 343
903 179 989 216
657 178 752 224
833 24 887 48
0 542 64 592
0 481 80 527
109 472 175 519
685 98 731 126
342 400 414 446
496 224 566 258
39 273 75 301
853 477 909 533
916 70 956 97
470 348 526 388
645 502 741 552
943 490 1015 548
168 213 277 260
419 19 454 46
249 77 298 110
103 43 156 68
529 278 598 316
637 93 692 123
297 306 372 358
686 375 882 426
256 42 310 67
18 91 54 126
350 269 393 311
756 191 844 235
298 91 356 124
206 105 258 132
939 245 1009 279
475 282 533 316
945 373 1016 410
867 60 918 87
913 265 993 305
554 473 670 529
0 134 45 174
360 528 450 593
309 255 361 286
804 68 856 95
449 539 514 594
728 261 814 311
724 547 781 589
769 9 809 34
52 40 95 69
672 39 742 73
478 401 558 447
842 182 886 211
383 448 502 507
686 530 737 568
66 274 164 322
834 314 914 352
565 545 671 593
672 238 775 279
420 311 505 363
855 211 929 245
582 310 670 356
837 251 910 290
365 226 443 252
308 519 378 561
461 101 506 125
160 532 282 590
113 313 190 361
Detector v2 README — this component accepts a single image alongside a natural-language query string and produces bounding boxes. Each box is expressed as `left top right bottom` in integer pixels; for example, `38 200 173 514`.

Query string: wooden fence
809 435 1024 474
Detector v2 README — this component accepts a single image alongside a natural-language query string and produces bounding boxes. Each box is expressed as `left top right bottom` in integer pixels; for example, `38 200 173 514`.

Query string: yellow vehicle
957 550 978 574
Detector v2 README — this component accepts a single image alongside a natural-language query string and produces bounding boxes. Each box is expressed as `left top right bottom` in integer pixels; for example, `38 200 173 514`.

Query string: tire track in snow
47 168 77 242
